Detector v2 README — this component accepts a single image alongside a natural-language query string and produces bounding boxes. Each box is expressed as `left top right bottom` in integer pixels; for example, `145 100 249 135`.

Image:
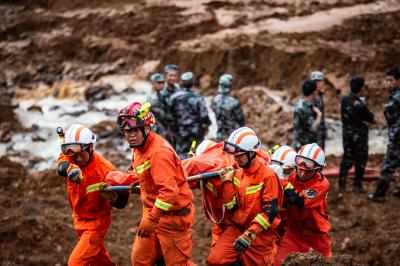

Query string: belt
161 206 191 217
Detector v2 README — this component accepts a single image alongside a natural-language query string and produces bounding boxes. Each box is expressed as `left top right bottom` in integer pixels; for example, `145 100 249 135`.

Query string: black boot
367 179 389 202
353 180 365 194
338 176 346 199
392 186 400 197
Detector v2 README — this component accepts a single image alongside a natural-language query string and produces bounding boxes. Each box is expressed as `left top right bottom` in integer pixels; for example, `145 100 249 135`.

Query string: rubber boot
338 176 346 199
353 179 365 194
392 185 400 198
368 179 389 202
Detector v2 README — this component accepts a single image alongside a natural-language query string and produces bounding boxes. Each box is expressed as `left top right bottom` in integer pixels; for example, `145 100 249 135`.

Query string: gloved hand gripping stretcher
86 168 231 194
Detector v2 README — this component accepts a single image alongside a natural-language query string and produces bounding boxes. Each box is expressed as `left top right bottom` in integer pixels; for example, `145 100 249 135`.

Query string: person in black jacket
339 76 374 196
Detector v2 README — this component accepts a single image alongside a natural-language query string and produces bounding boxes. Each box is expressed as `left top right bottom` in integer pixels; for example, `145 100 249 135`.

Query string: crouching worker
207 127 283 266
56 124 118 266
270 145 297 239
270 145 297 185
117 101 195 266
275 143 331 265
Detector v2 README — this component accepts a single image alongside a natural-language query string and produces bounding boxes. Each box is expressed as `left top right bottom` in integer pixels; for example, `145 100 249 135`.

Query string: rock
27 105 43 113
84 84 114 102
90 120 119 139
0 122 13 143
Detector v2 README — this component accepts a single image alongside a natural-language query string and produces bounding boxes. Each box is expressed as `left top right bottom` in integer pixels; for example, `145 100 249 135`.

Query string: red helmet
117 102 155 129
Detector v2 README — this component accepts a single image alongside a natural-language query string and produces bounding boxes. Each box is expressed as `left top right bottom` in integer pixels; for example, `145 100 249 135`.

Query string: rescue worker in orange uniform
269 145 297 239
182 139 236 245
56 124 118 266
275 143 331 265
207 127 283 266
117 101 195 266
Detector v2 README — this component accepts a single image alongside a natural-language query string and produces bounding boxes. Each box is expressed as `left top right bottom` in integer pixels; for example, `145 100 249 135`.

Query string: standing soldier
275 143 331 265
368 67 400 202
310 71 327 150
207 127 283 266
211 74 245 141
117 101 195 265
159 64 181 147
293 80 322 150
169 71 211 158
56 124 118 266
148 73 168 137
339 76 374 196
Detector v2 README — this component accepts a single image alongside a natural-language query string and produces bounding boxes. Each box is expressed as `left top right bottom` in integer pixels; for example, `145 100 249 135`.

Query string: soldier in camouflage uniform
339 76 375 195
210 74 245 141
148 73 169 137
310 71 327 150
169 72 211 159
369 67 400 202
293 80 322 150
159 64 181 147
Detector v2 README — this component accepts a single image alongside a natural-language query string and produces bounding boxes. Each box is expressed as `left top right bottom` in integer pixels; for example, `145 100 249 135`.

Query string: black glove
284 183 304 207
233 230 256 253
57 161 70 177
67 165 83 184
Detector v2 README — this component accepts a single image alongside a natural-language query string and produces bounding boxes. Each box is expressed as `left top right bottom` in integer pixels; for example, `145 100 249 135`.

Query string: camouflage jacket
211 93 245 140
147 92 168 136
159 83 180 123
341 92 374 137
384 88 400 142
293 98 319 149
169 88 211 138
313 94 326 136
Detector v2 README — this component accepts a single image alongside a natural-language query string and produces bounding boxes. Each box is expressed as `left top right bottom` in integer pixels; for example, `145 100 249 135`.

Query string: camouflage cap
164 64 179 73
150 73 164 82
181 72 194 81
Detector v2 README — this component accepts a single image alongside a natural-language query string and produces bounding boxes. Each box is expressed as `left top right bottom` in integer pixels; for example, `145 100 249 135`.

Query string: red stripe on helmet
75 127 84 142
279 148 291 162
235 131 255 145
312 146 321 160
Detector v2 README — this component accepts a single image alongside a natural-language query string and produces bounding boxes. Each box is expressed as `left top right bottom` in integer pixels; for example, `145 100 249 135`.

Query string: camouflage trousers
372 141 400 198
339 133 368 190
381 142 400 182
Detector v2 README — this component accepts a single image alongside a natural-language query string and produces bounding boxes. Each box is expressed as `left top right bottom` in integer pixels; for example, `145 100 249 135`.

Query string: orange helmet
117 102 155 129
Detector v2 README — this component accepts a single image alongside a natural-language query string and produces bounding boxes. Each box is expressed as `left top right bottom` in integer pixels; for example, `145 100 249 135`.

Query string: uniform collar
244 155 262 175
302 97 314 107
391 87 400 94
296 171 323 186
135 131 155 154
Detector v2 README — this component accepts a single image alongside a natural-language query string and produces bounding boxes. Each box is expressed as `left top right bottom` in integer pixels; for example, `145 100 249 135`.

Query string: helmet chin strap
241 151 256 168
129 127 149 148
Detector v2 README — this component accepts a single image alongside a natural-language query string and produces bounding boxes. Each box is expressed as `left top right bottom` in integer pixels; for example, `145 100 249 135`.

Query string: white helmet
296 143 326 168
310 71 324 81
271 145 296 168
64 124 96 145
195 139 217 156
225 127 260 152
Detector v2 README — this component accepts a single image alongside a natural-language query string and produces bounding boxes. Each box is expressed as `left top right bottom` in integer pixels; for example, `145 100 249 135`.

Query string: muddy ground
1 0 400 265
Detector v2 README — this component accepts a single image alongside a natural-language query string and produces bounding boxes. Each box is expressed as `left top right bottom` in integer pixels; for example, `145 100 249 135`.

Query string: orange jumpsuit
58 152 115 266
182 142 235 245
276 172 295 239
207 156 283 266
275 172 331 265
130 131 195 266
